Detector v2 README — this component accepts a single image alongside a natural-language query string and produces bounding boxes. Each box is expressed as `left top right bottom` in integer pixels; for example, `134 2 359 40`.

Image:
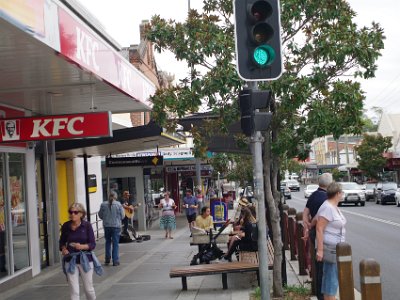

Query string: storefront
0 0 155 289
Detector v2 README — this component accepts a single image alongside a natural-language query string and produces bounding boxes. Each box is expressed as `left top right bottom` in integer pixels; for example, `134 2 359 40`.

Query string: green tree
146 0 384 295
355 134 392 180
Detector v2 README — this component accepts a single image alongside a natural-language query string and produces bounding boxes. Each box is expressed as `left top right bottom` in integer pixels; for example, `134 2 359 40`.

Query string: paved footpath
0 211 337 300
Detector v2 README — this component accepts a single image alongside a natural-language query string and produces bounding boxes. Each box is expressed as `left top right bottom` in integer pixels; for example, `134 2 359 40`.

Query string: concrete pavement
0 212 314 300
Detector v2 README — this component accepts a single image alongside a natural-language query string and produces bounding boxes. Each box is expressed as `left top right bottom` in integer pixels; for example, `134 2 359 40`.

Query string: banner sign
106 156 163 167
0 112 112 143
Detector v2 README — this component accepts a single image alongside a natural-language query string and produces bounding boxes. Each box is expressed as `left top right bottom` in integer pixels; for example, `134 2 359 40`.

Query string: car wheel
361 202 365 207
381 200 385 205
288 196 291 199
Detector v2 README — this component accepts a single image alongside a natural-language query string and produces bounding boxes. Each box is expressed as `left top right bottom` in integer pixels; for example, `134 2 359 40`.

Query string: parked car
304 184 319 198
280 182 292 200
339 182 366 206
365 183 376 201
283 179 300 192
375 182 398 205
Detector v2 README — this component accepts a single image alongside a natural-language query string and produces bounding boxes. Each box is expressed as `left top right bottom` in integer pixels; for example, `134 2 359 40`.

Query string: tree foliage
146 0 385 296
355 134 392 180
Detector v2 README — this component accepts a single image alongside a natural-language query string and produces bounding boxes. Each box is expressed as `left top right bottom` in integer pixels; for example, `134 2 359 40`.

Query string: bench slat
170 262 258 277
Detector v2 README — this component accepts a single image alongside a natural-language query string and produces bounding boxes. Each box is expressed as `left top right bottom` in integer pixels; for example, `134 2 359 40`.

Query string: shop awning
55 122 185 158
0 1 154 116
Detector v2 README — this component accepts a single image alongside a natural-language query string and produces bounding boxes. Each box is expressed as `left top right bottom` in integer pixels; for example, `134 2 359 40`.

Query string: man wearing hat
120 190 134 235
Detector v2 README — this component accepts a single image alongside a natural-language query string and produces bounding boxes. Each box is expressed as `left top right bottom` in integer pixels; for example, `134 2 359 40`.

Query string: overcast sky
78 0 400 114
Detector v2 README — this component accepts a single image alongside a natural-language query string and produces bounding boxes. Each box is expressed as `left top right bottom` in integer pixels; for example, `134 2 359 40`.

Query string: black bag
251 223 258 242
119 233 133 243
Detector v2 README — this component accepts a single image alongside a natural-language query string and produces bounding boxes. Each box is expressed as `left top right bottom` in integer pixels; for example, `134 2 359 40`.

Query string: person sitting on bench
223 207 257 262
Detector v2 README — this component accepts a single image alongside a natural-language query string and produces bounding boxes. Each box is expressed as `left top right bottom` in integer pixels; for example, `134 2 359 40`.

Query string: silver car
284 179 300 191
339 182 366 206
304 184 319 198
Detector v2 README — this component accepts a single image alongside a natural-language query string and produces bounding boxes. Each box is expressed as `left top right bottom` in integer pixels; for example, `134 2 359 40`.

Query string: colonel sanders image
1 120 20 141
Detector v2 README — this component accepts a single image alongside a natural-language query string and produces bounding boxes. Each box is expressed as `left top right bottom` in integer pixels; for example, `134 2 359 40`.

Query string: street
287 187 400 300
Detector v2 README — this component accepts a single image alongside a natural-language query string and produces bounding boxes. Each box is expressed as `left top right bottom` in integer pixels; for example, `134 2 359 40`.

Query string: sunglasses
69 210 80 215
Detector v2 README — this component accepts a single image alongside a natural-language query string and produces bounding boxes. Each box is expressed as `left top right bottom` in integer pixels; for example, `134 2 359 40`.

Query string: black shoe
223 255 232 262
113 261 120 266
105 259 110 265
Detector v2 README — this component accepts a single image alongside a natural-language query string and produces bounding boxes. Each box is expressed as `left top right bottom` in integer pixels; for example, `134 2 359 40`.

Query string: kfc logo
1 120 21 141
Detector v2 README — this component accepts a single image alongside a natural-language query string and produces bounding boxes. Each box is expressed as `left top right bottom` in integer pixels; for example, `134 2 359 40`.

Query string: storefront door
0 152 29 279
36 158 49 268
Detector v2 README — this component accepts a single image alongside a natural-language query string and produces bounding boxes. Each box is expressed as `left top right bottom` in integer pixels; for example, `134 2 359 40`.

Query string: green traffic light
253 45 276 67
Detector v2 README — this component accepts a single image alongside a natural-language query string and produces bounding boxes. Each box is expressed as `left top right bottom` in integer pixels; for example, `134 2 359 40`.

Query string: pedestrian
59 203 103 300
196 188 204 212
98 191 125 266
316 182 347 300
182 189 198 229
302 173 332 300
158 191 176 239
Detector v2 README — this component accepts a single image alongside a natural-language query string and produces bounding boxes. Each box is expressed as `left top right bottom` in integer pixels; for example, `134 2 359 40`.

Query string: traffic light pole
249 82 270 300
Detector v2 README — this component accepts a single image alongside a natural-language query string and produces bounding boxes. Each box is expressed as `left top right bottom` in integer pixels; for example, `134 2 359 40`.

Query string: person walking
98 191 124 266
316 182 347 300
158 191 176 239
302 173 332 300
59 203 102 300
183 189 198 229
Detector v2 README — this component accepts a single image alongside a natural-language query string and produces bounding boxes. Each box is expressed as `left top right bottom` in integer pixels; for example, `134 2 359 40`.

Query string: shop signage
165 165 213 173
0 112 112 143
58 8 155 107
106 156 164 167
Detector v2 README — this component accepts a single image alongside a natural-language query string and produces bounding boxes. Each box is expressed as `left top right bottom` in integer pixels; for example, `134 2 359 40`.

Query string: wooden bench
169 262 259 290
238 236 274 269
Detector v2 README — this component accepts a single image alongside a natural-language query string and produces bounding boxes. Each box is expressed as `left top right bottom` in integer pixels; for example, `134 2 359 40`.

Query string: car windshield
307 185 318 190
340 183 361 190
288 180 298 184
382 183 397 190
365 183 375 189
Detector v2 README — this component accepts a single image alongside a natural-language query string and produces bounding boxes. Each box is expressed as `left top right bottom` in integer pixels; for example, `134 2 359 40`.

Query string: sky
77 0 400 115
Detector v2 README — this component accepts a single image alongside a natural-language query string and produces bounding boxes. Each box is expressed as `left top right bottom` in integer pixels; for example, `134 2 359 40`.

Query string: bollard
296 212 307 275
337 242 355 300
288 207 297 261
360 259 382 300
282 204 289 250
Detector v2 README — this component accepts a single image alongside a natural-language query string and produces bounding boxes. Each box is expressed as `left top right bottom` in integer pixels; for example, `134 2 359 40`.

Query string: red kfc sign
0 112 112 143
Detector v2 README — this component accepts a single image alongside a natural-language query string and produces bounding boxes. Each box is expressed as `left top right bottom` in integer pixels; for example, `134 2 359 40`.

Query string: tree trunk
263 129 283 297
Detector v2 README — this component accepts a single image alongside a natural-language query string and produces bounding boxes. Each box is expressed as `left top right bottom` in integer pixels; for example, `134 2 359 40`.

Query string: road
286 187 400 300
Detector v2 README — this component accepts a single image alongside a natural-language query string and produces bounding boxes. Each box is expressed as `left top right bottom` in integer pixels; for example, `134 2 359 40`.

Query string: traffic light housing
239 89 272 136
234 0 282 81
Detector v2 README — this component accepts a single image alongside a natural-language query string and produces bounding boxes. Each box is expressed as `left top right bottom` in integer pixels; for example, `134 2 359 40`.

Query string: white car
339 182 366 206
283 180 300 191
304 184 319 198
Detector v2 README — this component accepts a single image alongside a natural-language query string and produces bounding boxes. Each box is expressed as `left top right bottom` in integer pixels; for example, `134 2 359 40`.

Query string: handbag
323 243 337 263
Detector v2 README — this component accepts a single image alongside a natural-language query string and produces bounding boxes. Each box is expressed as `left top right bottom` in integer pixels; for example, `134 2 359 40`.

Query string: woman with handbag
316 182 346 300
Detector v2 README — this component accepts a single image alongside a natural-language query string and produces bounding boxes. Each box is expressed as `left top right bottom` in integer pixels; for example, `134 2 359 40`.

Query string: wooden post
296 212 307 275
310 237 317 295
337 242 355 300
360 259 382 300
282 204 289 250
288 207 297 261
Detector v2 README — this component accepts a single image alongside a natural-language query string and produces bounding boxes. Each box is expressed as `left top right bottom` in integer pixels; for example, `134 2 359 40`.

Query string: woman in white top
158 191 176 239
316 182 346 300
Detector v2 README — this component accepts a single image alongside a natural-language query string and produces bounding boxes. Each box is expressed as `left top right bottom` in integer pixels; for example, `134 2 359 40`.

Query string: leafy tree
355 134 392 180
146 0 384 296
211 153 253 187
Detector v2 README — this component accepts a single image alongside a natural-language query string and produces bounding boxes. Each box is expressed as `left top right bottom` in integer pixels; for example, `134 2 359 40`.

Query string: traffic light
234 0 282 81
239 89 272 136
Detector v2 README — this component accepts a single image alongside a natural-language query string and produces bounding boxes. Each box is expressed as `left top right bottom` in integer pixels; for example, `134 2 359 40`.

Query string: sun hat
238 197 249 206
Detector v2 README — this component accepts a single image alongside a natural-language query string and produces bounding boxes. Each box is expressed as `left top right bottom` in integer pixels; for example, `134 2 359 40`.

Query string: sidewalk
0 212 315 300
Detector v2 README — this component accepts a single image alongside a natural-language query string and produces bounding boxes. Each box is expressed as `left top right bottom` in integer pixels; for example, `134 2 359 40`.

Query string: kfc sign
0 112 112 143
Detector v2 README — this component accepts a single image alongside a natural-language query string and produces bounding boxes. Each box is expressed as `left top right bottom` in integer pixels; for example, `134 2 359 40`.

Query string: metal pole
196 157 201 193
249 81 269 300
83 154 91 222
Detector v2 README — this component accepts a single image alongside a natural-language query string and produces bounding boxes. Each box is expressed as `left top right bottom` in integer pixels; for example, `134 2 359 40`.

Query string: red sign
58 8 154 107
0 112 112 143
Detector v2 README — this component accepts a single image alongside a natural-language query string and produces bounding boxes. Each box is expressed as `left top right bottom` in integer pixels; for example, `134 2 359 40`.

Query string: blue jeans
104 227 121 263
